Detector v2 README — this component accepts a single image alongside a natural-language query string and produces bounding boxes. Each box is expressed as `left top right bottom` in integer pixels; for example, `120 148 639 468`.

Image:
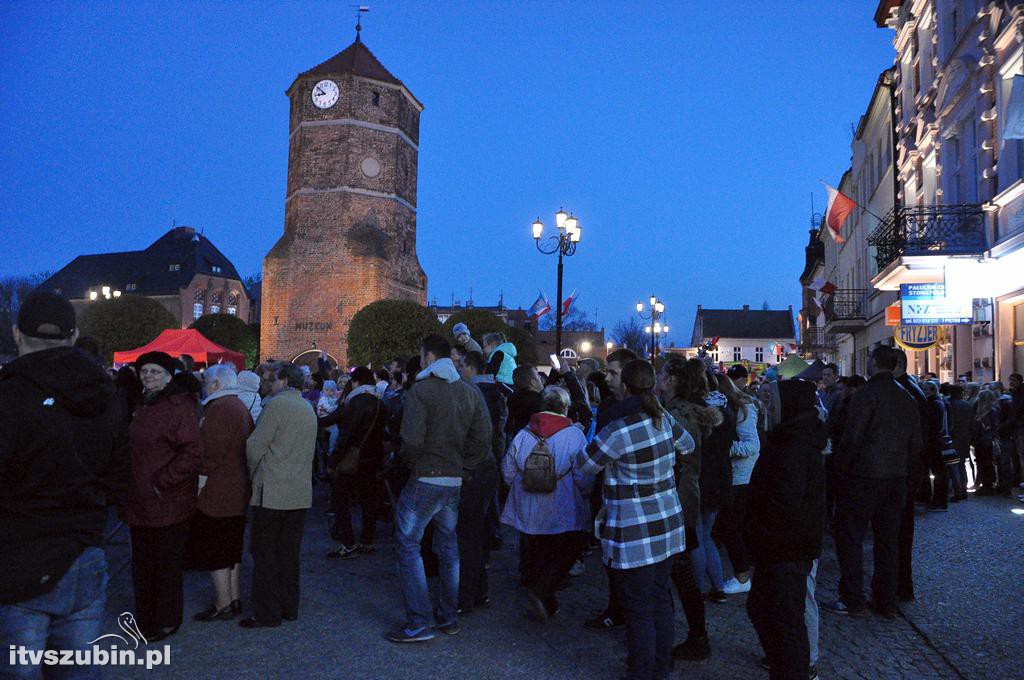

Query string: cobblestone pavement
99 486 1022 679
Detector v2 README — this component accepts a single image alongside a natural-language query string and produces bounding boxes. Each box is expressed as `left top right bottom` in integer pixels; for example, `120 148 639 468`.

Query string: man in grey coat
388 335 491 643
241 362 317 629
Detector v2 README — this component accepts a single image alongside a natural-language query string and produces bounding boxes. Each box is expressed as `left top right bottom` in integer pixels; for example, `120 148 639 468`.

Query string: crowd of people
2 291 1023 679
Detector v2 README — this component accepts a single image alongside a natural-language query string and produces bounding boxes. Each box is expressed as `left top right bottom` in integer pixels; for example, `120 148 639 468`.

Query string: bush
347 300 442 367
441 308 537 365
190 314 259 368
78 295 177 363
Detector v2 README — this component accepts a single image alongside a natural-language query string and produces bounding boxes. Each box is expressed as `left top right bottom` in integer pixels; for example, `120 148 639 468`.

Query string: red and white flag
809 279 837 310
822 182 855 244
562 289 577 316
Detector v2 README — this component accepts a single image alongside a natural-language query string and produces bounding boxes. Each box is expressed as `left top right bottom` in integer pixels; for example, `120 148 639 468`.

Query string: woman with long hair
972 389 1001 494
657 356 723 661
580 359 693 679
715 373 760 595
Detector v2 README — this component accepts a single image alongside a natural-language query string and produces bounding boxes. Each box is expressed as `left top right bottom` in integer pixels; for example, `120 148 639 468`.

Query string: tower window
212 265 222 274
372 91 380 106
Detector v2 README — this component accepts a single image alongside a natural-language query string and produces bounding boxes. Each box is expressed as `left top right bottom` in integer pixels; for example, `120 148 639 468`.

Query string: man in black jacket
893 349 928 601
824 346 922 618
746 379 825 680
0 292 129 658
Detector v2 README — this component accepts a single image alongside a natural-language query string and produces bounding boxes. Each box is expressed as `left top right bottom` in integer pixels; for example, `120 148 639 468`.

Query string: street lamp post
636 295 669 359
533 208 582 357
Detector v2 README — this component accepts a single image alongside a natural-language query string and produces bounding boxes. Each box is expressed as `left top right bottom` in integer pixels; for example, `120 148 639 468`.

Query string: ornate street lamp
637 295 669 358
533 207 582 355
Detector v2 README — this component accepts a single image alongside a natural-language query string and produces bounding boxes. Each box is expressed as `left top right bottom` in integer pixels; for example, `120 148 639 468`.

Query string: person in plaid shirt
579 359 694 680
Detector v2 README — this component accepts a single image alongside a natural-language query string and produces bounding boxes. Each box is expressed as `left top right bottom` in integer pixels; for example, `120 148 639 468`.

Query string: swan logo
8 611 170 670
88 612 148 649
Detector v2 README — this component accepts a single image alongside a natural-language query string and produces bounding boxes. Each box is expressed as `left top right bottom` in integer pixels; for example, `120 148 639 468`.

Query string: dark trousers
522 532 586 609
747 560 811 680
250 507 306 625
130 520 189 634
995 437 1015 491
611 557 675 680
926 451 949 508
974 441 996 489
897 473 917 599
669 551 706 638
457 465 499 608
835 475 905 610
717 483 752 576
331 466 380 546
824 455 838 527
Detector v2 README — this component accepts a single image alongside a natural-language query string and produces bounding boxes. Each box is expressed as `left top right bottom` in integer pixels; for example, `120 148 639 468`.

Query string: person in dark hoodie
0 292 129 657
506 364 545 438
745 378 825 680
457 351 506 612
121 350 203 641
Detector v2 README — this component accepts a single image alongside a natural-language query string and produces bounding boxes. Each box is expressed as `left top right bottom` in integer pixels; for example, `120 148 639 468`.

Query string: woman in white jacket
716 373 760 595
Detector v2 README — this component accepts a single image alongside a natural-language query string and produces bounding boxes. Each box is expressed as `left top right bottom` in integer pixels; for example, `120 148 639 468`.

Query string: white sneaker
722 577 751 594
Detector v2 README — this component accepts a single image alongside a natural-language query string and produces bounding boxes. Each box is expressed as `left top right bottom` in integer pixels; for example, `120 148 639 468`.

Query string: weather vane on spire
354 5 369 42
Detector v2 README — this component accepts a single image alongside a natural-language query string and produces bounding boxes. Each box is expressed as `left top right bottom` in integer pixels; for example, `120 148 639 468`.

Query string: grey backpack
519 431 570 493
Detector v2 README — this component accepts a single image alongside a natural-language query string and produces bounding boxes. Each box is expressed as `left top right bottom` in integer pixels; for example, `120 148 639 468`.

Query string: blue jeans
806 559 818 665
394 479 461 631
611 557 675 680
689 510 723 592
0 547 107 680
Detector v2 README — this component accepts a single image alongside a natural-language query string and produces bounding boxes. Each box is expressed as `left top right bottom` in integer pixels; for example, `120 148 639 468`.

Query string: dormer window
126 283 137 291
169 264 180 272
212 265 222 274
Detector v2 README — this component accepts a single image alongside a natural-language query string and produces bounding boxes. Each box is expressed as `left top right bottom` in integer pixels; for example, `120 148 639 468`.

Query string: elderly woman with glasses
185 364 254 622
120 351 202 642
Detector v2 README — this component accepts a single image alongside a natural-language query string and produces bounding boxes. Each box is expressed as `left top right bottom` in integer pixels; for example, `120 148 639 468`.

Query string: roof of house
299 39 403 86
690 306 796 346
39 226 245 300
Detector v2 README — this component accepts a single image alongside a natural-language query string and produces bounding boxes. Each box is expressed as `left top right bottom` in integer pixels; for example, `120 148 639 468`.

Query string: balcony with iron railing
799 326 838 354
867 204 987 275
821 289 869 334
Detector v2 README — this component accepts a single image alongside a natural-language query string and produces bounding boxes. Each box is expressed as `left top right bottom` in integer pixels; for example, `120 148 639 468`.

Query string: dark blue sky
1 2 894 345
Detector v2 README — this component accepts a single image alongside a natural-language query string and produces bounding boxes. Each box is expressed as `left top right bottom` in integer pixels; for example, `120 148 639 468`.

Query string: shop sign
900 283 972 325
885 303 901 326
893 324 941 351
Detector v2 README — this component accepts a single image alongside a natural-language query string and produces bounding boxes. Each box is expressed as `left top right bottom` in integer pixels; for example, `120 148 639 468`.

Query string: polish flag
823 183 855 244
528 292 551 319
562 289 577 316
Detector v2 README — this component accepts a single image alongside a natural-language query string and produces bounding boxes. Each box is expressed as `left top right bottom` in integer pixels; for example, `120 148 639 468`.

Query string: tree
78 294 177 362
538 306 598 332
191 313 259 368
0 272 51 356
441 308 537 365
611 317 648 356
347 300 442 367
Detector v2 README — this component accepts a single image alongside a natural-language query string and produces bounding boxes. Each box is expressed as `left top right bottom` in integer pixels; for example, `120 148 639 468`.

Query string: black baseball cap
17 291 77 340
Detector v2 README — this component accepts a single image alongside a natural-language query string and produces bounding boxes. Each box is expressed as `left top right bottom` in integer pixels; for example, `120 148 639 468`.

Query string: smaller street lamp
636 294 669 359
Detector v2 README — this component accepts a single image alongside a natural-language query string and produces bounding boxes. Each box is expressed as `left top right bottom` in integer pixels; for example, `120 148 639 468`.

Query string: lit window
755 347 764 362
126 283 137 291
210 305 220 315
169 264 180 272
227 307 237 316
733 347 741 362
212 265 222 274
193 303 204 320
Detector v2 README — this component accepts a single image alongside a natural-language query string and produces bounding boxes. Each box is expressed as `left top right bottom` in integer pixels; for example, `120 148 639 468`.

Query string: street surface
100 486 1023 679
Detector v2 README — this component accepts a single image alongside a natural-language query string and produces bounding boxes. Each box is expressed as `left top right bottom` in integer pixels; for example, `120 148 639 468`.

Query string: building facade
260 36 428 365
690 305 797 372
39 226 252 327
805 2 1024 381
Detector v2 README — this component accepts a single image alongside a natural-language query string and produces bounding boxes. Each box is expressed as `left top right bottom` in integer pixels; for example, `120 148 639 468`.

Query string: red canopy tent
113 329 246 372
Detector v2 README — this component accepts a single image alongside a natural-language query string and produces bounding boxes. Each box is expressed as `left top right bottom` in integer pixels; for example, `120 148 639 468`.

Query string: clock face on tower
311 79 339 109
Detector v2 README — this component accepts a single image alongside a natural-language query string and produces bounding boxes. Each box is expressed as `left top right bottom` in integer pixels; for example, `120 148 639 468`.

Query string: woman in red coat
121 351 202 642
186 364 254 621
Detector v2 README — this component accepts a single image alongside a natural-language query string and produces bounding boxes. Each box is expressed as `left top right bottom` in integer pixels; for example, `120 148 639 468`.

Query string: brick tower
260 35 427 365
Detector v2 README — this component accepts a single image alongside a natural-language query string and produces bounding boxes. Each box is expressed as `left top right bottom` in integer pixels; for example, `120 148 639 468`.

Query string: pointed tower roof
299 40 403 86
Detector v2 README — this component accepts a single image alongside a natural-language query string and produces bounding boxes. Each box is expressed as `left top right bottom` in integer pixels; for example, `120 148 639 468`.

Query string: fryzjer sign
899 283 972 325
894 324 941 351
